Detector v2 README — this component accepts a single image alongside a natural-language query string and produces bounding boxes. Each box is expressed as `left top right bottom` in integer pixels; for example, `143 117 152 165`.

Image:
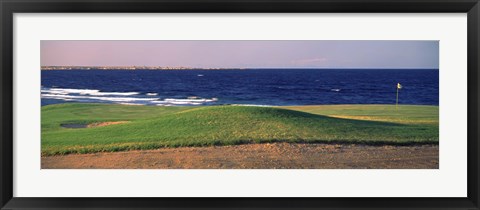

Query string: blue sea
41 69 439 106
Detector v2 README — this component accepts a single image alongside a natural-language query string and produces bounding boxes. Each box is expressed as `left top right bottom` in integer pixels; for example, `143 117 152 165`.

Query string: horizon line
41 65 439 70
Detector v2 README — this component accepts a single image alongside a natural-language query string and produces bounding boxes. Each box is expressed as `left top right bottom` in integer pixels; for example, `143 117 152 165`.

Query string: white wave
42 88 98 95
42 88 139 96
233 104 273 107
94 97 159 102
170 101 197 105
151 98 217 105
149 101 168 104
88 91 140 96
331 89 341 92
163 98 217 103
118 103 144 106
41 94 159 102
41 87 219 106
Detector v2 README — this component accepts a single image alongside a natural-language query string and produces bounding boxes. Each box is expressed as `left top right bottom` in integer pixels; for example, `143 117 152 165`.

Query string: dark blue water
41 69 439 106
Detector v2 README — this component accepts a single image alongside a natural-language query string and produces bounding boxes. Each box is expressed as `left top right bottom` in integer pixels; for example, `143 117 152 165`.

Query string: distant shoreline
41 66 246 71
41 66 439 71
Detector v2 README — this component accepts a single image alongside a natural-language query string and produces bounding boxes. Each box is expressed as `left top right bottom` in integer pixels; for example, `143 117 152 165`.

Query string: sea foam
41 87 218 106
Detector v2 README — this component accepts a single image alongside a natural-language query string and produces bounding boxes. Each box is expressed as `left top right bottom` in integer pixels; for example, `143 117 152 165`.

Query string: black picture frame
1 0 479 209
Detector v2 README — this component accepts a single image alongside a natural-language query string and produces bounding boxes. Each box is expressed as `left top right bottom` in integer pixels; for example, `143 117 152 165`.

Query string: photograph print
40 40 439 169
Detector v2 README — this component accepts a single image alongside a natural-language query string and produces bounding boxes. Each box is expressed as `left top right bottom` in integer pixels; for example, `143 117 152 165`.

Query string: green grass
41 103 439 156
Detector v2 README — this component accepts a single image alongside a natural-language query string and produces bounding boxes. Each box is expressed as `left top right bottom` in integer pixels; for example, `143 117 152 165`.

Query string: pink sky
41 40 439 68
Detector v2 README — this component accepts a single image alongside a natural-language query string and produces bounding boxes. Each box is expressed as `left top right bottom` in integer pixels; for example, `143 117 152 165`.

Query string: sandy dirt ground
42 143 439 169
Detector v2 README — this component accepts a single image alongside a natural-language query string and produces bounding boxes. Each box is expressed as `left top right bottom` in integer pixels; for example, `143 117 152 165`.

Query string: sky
41 40 439 69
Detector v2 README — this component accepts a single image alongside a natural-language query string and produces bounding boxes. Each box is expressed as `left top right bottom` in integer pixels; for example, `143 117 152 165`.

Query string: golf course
40 41 440 169
41 103 439 157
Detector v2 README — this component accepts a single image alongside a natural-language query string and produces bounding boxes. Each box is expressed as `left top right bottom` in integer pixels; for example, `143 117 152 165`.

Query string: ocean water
41 69 439 106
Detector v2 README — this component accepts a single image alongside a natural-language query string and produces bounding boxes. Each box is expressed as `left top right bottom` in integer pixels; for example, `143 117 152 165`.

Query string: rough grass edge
42 139 439 156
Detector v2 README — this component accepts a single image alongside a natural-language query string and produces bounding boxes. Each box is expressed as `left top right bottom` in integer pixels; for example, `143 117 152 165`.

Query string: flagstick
396 87 399 111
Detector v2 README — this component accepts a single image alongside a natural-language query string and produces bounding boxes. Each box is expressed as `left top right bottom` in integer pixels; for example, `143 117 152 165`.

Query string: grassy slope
42 103 439 156
285 105 439 124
